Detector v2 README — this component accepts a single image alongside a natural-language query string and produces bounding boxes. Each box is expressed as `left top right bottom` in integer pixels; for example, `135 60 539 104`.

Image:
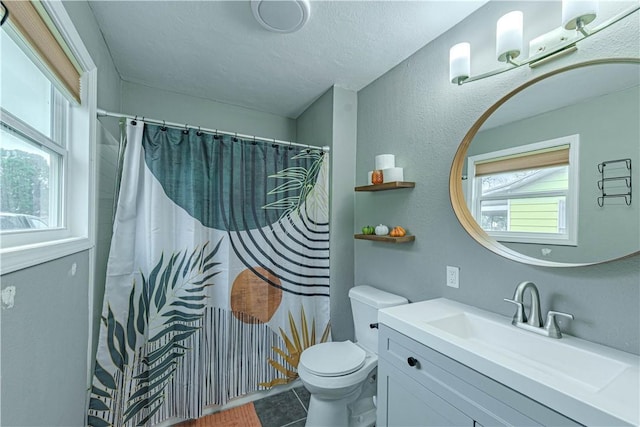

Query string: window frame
0 107 66 241
0 1 97 274
466 135 580 246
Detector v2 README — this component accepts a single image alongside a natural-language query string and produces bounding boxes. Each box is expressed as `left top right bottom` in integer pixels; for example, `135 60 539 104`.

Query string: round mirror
450 59 640 267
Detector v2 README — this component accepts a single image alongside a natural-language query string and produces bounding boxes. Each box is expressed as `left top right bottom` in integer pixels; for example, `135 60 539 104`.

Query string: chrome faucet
506 281 542 327
504 281 574 339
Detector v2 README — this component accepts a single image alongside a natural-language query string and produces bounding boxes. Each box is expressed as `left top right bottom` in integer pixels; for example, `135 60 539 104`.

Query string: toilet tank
349 285 408 354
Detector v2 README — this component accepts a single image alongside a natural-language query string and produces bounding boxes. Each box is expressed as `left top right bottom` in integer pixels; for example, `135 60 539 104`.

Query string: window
0 1 97 273
1 31 67 233
467 135 579 246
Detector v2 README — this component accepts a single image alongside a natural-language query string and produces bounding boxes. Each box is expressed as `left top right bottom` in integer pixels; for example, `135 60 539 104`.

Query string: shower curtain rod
96 109 330 152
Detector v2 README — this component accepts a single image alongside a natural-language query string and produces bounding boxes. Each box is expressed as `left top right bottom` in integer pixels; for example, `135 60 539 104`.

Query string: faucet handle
545 310 574 339
504 298 527 324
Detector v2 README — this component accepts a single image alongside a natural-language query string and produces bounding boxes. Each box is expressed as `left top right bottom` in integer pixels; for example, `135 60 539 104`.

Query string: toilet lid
300 341 366 377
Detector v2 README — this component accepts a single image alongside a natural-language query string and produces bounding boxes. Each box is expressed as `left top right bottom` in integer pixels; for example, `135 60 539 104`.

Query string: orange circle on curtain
231 267 283 324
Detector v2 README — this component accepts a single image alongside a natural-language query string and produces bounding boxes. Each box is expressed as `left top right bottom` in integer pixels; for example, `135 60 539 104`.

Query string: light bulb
496 11 523 63
562 0 598 31
449 42 470 84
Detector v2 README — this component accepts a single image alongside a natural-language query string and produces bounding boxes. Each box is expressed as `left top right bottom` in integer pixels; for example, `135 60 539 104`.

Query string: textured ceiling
88 0 487 118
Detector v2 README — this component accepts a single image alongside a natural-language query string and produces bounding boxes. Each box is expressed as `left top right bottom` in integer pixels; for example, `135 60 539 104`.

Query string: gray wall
330 87 358 341
355 1 640 354
120 81 297 141
1 252 90 426
470 85 640 263
296 86 358 342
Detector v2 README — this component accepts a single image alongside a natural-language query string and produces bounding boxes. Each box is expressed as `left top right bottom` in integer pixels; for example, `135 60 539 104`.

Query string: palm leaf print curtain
88 121 330 426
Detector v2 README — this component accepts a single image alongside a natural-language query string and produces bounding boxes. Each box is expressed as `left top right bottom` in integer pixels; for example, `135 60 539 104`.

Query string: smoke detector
251 0 311 33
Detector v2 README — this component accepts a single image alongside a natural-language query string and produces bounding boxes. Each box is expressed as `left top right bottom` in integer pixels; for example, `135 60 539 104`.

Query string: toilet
298 285 408 427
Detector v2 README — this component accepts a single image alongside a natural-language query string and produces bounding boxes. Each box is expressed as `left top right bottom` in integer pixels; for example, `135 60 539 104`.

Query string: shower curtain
88 121 330 426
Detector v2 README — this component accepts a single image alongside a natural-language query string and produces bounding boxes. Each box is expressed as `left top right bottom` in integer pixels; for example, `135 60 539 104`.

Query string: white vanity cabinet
377 324 582 427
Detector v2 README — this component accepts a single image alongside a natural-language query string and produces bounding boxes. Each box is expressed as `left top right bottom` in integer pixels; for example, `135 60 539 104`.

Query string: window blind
5 0 81 103
475 145 570 176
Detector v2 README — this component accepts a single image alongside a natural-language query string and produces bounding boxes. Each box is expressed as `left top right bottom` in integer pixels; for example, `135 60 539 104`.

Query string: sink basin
378 298 640 426
426 312 629 392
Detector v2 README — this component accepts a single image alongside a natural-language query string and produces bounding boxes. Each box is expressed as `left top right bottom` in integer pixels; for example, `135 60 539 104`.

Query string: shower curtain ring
0 1 9 27
252 136 257 146
132 115 138 125
161 120 167 131
233 132 238 142
197 126 202 136
183 124 189 135
288 140 293 150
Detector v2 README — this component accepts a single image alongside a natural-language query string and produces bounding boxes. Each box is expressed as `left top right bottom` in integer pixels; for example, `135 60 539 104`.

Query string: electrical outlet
446 266 459 288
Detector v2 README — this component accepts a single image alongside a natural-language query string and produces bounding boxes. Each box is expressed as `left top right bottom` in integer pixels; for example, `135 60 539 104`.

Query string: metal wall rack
597 158 632 207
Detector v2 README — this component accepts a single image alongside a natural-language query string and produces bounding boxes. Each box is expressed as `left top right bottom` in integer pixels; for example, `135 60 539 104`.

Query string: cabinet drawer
379 358 474 427
379 324 581 427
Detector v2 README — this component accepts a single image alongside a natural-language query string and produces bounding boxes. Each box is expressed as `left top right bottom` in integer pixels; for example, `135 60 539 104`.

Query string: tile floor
253 386 311 427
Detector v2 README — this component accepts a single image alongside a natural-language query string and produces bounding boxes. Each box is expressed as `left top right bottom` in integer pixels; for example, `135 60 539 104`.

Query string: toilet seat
299 341 366 377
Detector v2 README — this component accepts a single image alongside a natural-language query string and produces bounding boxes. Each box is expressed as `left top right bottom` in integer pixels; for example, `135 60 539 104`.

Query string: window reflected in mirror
467 136 578 246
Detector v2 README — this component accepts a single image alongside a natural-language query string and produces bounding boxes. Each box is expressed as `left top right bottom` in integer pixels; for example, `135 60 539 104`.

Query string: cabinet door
379 360 473 427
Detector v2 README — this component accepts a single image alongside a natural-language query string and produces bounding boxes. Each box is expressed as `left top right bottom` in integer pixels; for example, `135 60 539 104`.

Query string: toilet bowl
298 286 408 427
298 341 377 427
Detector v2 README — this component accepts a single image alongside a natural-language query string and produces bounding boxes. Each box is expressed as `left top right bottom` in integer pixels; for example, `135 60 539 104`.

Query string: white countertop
378 298 640 426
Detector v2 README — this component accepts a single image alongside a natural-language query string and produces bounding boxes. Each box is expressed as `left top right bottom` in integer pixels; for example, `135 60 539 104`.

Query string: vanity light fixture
449 1 639 85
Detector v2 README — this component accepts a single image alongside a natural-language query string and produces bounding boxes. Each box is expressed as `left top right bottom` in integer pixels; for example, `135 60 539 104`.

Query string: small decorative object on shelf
597 158 632 207
371 170 384 185
361 225 375 235
375 224 389 236
389 226 406 237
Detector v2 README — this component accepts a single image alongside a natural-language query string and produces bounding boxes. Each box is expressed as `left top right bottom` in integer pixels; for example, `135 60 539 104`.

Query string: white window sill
0 236 93 274
492 233 577 246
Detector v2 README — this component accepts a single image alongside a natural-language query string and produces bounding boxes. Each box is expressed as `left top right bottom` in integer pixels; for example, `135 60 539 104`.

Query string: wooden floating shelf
354 234 415 243
355 181 415 192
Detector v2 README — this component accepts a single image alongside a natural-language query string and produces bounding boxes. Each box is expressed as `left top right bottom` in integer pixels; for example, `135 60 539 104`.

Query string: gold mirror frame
449 58 640 267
